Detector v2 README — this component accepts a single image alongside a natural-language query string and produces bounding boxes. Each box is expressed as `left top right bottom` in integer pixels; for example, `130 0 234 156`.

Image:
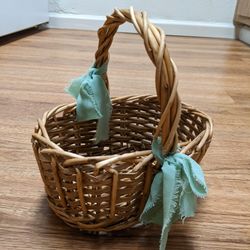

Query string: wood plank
0 28 250 250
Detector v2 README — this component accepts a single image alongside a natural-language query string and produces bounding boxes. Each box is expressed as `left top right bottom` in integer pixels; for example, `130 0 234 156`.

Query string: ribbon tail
95 104 111 143
140 172 164 225
160 161 182 250
180 185 197 221
178 154 208 198
160 225 171 250
175 153 207 222
93 76 112 143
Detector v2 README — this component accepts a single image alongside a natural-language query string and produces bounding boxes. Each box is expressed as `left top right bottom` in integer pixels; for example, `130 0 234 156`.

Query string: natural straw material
32 8 213 232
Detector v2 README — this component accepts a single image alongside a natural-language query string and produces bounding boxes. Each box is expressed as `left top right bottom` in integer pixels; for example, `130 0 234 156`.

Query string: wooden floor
0 28 250 250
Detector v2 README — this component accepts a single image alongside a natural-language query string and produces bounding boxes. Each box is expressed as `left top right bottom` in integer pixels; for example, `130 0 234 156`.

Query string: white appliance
0 0 48 37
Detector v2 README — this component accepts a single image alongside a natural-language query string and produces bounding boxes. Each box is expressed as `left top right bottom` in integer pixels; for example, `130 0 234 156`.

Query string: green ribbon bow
65 64 112 143
140 138 208 250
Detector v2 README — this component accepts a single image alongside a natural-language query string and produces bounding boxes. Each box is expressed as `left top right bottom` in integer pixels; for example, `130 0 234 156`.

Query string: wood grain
0 28 250 250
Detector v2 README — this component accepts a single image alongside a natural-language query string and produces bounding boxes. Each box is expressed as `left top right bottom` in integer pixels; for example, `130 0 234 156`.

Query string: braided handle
94 7 181 155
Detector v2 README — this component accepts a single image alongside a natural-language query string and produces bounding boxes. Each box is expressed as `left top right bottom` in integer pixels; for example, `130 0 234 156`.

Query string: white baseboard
238 26 250 45
49 12 235 39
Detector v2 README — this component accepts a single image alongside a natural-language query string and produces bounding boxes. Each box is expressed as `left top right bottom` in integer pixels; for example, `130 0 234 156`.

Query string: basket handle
94 7 181 154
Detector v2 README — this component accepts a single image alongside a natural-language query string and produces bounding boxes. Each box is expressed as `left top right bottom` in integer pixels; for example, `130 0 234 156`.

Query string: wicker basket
32 8 213 232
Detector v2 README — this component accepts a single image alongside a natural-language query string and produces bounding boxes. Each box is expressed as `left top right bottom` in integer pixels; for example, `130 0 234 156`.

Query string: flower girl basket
32 8 213 232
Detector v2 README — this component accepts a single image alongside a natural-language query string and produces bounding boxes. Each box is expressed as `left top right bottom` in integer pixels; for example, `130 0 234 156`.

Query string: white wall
49 0 237 38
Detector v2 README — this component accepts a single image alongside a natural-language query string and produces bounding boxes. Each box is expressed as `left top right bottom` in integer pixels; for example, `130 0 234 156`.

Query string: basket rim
32 97 213 166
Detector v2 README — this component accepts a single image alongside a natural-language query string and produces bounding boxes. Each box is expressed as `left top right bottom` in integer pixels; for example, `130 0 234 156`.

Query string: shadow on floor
33 196 194 249
0 26 48 46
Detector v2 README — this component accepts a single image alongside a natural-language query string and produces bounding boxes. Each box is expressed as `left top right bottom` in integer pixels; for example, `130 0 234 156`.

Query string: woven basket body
32 8 213 232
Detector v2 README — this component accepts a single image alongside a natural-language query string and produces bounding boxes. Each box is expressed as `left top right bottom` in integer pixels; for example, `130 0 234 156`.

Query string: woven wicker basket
32 8 213 232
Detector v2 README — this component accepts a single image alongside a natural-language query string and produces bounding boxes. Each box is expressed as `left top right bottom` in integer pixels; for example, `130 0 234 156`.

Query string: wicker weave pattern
31 8 213 232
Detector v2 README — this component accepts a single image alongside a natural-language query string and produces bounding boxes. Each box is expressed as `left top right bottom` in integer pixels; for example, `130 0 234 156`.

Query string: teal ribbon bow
65 64 112 143
140 138 208 250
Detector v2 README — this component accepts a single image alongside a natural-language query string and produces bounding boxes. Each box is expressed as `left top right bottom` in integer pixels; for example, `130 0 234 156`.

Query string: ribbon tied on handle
140 138 208 250
65 64 112 143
